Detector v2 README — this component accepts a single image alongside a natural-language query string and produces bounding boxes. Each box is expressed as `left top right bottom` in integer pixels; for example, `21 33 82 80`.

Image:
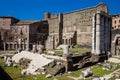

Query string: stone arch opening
112 35 120 56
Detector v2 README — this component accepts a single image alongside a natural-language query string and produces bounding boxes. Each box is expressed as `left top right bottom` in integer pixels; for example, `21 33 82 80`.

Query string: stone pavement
12 51 54 75
108 58 120 64
104 69 120 80
68 69 120 80
68 76 82 80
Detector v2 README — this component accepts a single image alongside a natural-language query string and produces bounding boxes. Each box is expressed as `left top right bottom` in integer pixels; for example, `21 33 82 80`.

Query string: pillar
64 39 65 44
92 13 96 53
24 43 26 50
95 12 101 55
104 18 107 51
26 26 29 50
69 39 71 46
15 43 18 50
3 42 6 51
108 18 111 51
23 43 25 50
18 41 22 50
66 39 67 44
8 43 10 50
12 43 14 50
100 16 105 52
26 43 29 50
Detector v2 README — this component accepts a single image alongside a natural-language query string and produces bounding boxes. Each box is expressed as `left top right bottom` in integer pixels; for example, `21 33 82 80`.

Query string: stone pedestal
63 45 69 57
46 35 54 50
37 45 44 54
32 44 37 53
64 58 73 72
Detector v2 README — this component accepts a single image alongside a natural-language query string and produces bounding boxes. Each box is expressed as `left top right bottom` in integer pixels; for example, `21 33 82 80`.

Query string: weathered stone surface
92 11 111 55
6 57 13 67
81 68 93 78
47 3 109 50
45 74 52 78
37 44 44 54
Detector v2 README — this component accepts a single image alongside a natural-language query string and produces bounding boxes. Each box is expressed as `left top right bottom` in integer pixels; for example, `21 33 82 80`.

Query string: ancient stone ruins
0 2 120 79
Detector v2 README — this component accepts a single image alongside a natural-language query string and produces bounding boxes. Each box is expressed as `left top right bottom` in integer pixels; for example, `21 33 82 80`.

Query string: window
56 39 58 42
114 20 116 24
2 22 5 26
118 25 120 28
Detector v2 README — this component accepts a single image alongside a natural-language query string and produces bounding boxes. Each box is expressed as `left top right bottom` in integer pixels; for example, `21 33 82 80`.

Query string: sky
0 0 120 20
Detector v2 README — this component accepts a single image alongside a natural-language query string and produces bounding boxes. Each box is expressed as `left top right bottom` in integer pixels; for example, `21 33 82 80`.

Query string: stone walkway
0 54 14 58
68 69 120 80
108 58 120 64
104 69 120 80
68 73 86 80
12 51 54 75
68 76 82 80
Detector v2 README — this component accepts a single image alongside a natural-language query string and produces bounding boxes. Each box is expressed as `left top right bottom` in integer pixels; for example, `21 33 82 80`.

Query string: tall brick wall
48 18 60 48
47 3 108 49
62 3 108 47
11 25 28 42
0 18 11 29
0 17 19 30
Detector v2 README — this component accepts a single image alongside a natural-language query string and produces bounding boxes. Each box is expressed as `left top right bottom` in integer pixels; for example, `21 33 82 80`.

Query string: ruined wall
0 17 19 30
92 11 111 55
111 29 120 41
62 3 108 47
46 18 60 49
47 3 108 49
0 18 11 29
11 25 28 42
111 29 120 56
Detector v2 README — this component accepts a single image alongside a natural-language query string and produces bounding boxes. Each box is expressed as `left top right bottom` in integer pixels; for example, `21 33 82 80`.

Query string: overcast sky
0 0 119 20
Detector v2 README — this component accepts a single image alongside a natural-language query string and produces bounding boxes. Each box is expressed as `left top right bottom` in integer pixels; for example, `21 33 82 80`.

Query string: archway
112 34 120 56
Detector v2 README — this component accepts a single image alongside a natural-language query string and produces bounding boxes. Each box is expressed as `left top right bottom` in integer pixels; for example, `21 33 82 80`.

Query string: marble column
64 39 65 44
8 43 10 50
3 42 6 51
24 43 26 50
95 12 101 55
69 39 71 46
15 43 18 50
26 43 29 51
92 13 96 53
106 18 111 51
23 43 25 50
108 18 111 51
18 39 22 50
26 26 29 50
100 16 105 53
12 43 14 50
104 18 108 51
